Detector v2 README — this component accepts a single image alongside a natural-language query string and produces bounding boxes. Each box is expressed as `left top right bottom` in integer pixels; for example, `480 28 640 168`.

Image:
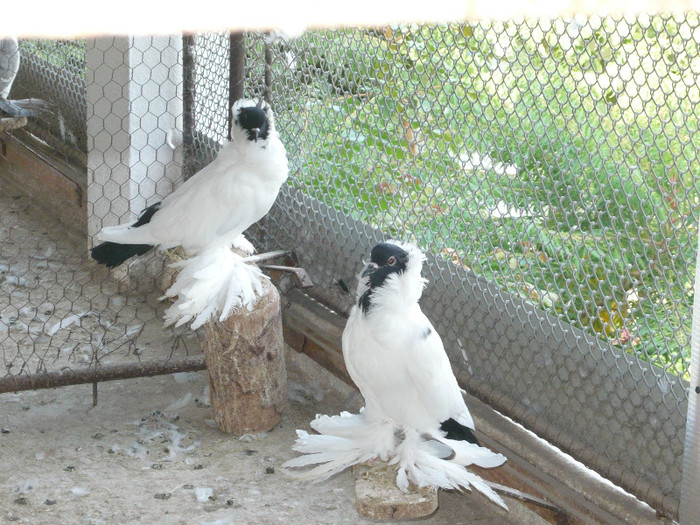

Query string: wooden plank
281 288 353 386
0 131 86 236
1 133 83 208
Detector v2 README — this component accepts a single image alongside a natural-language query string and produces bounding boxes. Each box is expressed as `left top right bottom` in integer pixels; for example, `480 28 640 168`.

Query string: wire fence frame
0 36 206 401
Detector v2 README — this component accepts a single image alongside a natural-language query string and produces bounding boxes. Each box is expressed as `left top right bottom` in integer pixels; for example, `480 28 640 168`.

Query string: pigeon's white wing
146 146 258 249
343 303 473 433
98 140 286 252
96 157 244 249
400 306 475 431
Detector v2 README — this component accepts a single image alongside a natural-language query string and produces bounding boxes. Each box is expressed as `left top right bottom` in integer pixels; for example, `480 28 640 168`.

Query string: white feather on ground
161 244 266 329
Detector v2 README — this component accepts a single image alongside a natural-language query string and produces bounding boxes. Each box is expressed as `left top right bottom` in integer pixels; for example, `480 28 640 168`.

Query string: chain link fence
0 13 697 519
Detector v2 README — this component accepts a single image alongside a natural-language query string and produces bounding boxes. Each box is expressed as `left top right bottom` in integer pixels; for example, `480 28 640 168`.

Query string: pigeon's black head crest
235 103 270 142
358 242 410 312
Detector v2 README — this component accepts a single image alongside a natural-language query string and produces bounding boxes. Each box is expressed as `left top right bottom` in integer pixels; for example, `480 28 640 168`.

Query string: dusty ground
1 350 549 525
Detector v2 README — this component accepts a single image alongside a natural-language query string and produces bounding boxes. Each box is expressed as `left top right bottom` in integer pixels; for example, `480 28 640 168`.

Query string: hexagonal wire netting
1 36 202 399
241 17 698 516
0 13 698 519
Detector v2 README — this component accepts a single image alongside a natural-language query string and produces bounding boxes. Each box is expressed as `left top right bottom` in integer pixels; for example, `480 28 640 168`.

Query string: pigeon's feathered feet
161 244 266 329
232 233 255 255
390 429 507 509
282 410 395 481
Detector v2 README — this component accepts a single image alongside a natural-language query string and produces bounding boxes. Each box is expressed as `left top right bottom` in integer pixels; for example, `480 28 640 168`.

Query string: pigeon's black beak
361 262 378 278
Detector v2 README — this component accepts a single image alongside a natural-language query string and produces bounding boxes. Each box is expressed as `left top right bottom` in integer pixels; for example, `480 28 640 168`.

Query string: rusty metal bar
182 33 197 179
0 356 207 394
264 40 272 102
228 31 246 140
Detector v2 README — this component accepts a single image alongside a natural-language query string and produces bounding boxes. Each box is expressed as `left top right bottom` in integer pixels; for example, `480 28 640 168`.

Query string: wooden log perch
202 277 287 435
353 462 438 520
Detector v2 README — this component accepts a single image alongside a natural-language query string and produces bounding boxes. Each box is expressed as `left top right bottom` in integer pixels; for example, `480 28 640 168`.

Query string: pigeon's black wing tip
440 418 480 446
91 241 154 268
133 201 162 227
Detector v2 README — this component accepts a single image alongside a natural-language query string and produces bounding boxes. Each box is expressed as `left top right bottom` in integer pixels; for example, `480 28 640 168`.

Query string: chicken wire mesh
9 39 86 162
1 36 202 397
0 13 698 519
238 16 697 516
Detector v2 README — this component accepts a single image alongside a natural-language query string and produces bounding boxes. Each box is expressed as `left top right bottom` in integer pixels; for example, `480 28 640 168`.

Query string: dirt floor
1 349 552 525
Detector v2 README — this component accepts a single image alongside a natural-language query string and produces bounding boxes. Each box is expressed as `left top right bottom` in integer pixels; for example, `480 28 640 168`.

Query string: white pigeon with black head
285 241 507 509
92 98 287 265
344 241 506 505
91 98 288 328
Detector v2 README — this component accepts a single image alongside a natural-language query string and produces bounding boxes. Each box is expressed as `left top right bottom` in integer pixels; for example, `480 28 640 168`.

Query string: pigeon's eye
387 256 396 266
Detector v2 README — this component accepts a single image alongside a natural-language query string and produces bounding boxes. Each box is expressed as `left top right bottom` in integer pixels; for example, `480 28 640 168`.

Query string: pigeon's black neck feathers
358 289 372 313
358 242 409 313
236 106 270 141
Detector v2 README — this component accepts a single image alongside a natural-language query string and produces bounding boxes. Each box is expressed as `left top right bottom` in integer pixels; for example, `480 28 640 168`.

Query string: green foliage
271 15 699 379
19 40 85 74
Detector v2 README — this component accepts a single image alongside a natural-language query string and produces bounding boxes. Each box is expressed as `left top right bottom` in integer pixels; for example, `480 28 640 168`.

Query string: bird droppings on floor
1 349 550 525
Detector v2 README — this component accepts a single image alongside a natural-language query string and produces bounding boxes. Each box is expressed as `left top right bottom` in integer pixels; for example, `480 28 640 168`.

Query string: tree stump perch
353 462 438 520
202 278 287 435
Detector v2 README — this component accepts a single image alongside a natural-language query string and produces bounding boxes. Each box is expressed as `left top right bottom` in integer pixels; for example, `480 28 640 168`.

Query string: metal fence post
680 242 700 521
182 34 197 179
86 36 183 245
228 31 245 140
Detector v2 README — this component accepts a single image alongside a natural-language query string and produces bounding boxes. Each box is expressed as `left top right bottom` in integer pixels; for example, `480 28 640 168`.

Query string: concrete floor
1 349 550 525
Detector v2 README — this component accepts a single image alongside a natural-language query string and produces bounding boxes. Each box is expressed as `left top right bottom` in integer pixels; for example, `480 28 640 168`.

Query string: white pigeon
0 37 49 118
91 98 288 267
0 37 20 99
91 98 288 329
285 240 507 509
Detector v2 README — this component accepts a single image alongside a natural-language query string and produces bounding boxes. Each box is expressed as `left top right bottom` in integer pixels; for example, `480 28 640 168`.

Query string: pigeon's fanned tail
90 241 154 268
161 244 266 329
282 411 395 481
391 429 508 509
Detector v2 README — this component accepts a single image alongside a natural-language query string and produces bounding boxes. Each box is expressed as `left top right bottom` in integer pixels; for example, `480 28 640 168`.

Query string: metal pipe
0 356 207 394
264 40 272 102
182 33 197 179
680 237 700 521
228 31 246 140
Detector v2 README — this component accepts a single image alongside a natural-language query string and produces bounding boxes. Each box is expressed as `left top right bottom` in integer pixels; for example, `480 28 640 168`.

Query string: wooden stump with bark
202 277 287 435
